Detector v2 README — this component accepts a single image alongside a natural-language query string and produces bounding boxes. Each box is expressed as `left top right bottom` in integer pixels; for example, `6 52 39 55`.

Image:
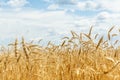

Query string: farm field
1 0 120 80
0 27 120 80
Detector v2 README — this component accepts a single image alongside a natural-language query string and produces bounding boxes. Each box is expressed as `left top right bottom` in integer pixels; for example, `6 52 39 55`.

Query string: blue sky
0 0 120 45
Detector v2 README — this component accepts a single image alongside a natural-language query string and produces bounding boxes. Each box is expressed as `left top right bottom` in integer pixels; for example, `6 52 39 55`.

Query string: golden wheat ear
88 26 93 37
108 26 114 40
14 38 18 57
21 37 29 60
96 36 103 50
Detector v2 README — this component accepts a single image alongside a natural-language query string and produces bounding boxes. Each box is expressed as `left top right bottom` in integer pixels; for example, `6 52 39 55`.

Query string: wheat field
0 27 120 80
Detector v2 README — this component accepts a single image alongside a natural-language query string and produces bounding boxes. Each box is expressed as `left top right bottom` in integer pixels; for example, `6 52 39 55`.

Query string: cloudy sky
0 0 120 45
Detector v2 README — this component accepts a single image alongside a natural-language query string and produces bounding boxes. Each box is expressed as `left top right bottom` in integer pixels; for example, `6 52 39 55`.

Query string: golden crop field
0 27 120 80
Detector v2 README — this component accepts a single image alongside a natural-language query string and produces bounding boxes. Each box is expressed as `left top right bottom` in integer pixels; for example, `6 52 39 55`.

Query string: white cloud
77 1 99 10
94 11 120 30
0 9 96 45
96 0 120 12
57 0 77 5
77 2 86 10
47 4 59 10
96 12 110 21
45 0 100 12
7 0 28 8
0 10 74 44
44 0 78 5
85 1 99 9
